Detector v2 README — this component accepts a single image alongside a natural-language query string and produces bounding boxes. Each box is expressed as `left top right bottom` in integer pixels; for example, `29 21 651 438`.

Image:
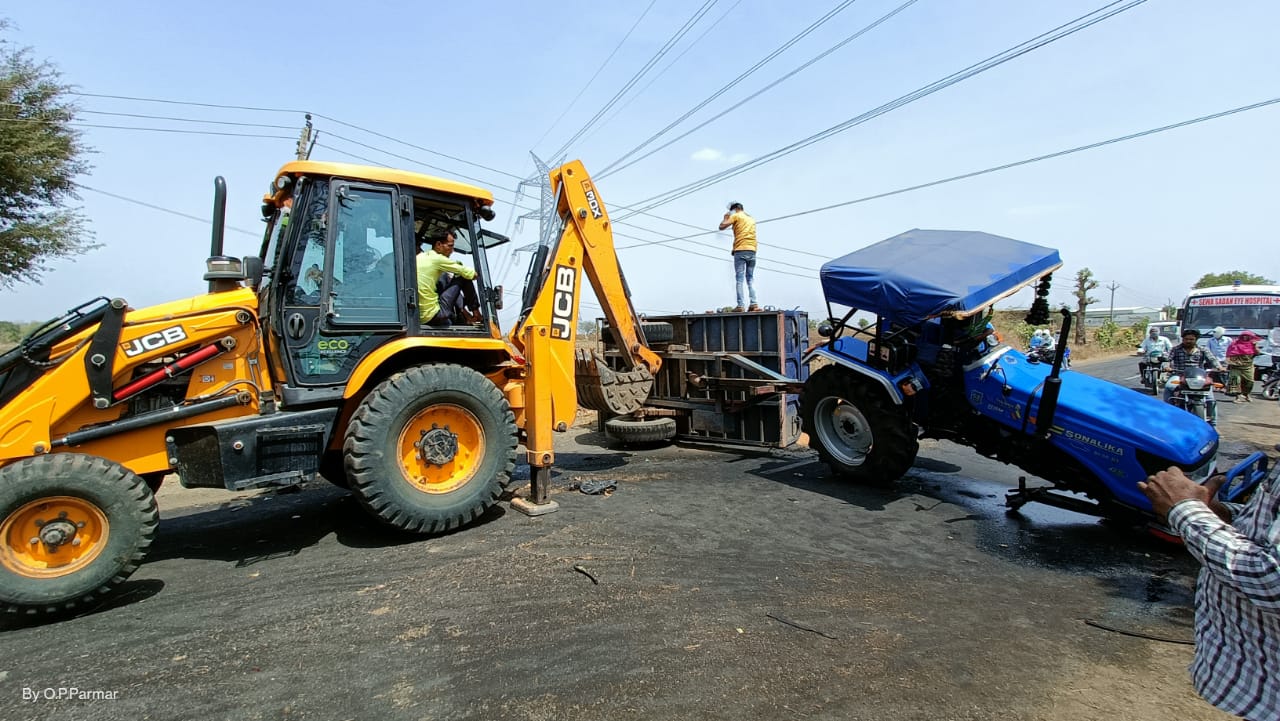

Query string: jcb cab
0 160 660 615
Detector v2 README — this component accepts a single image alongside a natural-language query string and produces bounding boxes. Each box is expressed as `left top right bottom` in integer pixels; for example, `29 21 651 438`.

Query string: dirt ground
3 371 1275 720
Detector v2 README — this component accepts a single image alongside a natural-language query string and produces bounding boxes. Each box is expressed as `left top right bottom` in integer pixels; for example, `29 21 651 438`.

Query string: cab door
276 180 407 389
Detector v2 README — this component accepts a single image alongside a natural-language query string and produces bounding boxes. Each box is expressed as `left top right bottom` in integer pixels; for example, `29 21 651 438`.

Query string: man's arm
718 212 733 231
1144 468 1280 611
439 256 476 280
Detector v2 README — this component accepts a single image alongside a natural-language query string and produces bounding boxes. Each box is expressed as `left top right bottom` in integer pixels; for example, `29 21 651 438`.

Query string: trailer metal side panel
602 310 807 448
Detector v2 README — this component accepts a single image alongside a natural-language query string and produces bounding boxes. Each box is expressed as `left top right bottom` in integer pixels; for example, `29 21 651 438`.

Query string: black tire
603 322 674 344
640 322 673 343
801 366 918 484
344 364 517 534
318 451 349 489
0 454 158 615
604 416 677 443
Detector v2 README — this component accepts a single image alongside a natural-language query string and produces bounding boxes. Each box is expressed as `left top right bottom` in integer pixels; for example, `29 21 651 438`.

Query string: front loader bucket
575 348 653 415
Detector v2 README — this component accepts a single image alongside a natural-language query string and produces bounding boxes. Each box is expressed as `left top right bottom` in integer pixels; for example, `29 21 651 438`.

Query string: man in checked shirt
1141 455 1280 720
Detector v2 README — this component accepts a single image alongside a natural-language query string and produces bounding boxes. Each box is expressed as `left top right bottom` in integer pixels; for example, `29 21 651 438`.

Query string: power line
68 91 521 181
598 0 919 179
78 109 297 130
78 185 260 237
64 88 805 259
529 0 659 151
616 0 1147 219
598 0 860 176
314 132 827 265
579 0 745 148
548 0 722 159
614 95 1280 251
0 117 295 140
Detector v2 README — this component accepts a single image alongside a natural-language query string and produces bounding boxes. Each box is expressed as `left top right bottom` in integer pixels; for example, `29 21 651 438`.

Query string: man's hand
1139 467 1228 522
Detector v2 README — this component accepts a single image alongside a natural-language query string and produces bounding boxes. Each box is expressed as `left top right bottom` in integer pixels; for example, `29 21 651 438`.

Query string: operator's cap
727 201 743 211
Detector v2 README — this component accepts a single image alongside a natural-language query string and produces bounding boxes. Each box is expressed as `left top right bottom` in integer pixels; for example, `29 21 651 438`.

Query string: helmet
1148 326 1159 335
1213 326 1226 338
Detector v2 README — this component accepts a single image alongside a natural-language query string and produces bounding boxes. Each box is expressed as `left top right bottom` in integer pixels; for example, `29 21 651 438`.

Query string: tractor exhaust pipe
1036 307 1073 436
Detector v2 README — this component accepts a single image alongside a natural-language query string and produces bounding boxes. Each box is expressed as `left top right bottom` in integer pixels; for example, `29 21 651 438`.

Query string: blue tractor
800 229 1227 522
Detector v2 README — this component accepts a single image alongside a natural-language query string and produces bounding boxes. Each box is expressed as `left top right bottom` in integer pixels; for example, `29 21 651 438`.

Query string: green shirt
416 250 476 322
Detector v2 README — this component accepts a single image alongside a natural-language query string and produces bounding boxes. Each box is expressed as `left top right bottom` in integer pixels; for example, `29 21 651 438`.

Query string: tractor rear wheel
0 454 158 615
801 366 918 484
344 364 517 534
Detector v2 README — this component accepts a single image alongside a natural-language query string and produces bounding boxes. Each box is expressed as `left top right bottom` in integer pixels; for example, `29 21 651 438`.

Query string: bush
1093 319 1145 350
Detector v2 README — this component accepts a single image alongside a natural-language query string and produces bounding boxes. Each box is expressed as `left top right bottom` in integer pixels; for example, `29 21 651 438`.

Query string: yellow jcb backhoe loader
0 159 662 615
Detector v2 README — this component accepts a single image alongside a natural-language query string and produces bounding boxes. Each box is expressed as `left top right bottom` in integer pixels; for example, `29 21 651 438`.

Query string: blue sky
3 0 1278 325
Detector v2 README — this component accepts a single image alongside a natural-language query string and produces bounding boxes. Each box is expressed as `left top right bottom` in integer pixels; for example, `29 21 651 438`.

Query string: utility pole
295 114 313 160
1106 281 1120 322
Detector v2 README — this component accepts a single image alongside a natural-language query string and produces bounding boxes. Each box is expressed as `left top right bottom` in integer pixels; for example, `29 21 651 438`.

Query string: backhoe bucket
575 348 653 415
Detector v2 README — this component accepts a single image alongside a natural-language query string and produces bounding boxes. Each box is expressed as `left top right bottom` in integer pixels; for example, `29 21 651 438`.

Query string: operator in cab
416 230 481 327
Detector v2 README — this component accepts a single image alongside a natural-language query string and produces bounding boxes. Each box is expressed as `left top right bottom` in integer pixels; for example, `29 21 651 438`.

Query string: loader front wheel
344 364 517 534
0 454 158 615
801 366 917 484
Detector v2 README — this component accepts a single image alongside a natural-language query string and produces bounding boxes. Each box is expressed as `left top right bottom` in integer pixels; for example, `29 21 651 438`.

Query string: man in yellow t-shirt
718 202 759 312
416 230 481 327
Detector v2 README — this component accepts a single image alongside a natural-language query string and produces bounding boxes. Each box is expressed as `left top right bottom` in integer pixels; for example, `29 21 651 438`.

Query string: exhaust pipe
205 176 242 292
1035 307 1072 436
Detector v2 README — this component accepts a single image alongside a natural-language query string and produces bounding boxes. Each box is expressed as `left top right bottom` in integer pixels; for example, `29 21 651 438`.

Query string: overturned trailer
598 310 808 447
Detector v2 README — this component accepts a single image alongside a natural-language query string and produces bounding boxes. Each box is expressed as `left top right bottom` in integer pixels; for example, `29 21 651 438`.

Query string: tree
0 21 95 289
1192 271 1275 289
1072 268 1098 344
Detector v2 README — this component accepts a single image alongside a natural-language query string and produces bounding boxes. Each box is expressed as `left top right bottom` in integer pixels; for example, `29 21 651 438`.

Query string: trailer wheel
0 454 158 615
640 322 674 343
604 416 677 444
344 364 517 534
602 321 673 344
801 366 917 484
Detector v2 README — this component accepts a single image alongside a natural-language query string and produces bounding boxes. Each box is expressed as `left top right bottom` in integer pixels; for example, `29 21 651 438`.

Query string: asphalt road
3 354 1275 721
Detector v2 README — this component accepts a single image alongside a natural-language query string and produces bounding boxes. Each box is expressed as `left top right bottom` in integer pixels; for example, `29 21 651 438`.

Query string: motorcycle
1262 358 1279 400
1167 366 1223 423
1028 342 1070 369
1140 350 1168 395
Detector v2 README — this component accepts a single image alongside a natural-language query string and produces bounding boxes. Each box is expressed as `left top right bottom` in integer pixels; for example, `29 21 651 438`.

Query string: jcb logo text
551 265 576 339
121 326 188 358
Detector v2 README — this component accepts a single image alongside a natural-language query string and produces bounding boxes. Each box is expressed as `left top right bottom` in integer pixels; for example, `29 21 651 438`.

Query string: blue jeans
733 250 757 308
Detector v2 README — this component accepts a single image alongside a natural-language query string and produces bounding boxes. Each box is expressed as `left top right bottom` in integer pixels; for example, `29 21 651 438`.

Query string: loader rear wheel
344 364 517 534
801 366 917 484
0 454 158 615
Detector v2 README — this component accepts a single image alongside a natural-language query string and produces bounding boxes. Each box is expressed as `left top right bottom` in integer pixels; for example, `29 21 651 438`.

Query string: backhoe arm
510 161 662 506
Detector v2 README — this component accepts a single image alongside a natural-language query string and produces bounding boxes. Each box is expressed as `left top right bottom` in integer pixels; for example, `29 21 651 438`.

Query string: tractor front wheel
344 364 517 534
0 454 158 615
801 366 918 484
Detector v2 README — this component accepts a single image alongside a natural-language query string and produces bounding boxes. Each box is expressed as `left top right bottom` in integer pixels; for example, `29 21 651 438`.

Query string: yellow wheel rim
397 404 485 494
0 496 109 578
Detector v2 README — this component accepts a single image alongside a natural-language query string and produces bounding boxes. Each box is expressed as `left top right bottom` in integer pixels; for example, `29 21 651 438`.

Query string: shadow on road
146 485 503 567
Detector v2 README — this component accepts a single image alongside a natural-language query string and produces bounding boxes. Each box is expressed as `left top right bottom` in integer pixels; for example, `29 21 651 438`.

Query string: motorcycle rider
1139 325 1173 379
1164 328 1221 425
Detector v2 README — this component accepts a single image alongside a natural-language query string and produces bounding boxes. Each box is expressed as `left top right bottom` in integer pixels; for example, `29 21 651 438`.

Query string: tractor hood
965 349 1217 471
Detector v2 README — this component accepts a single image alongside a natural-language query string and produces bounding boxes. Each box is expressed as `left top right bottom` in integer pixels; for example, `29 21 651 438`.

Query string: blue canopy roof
819 229 1062 325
